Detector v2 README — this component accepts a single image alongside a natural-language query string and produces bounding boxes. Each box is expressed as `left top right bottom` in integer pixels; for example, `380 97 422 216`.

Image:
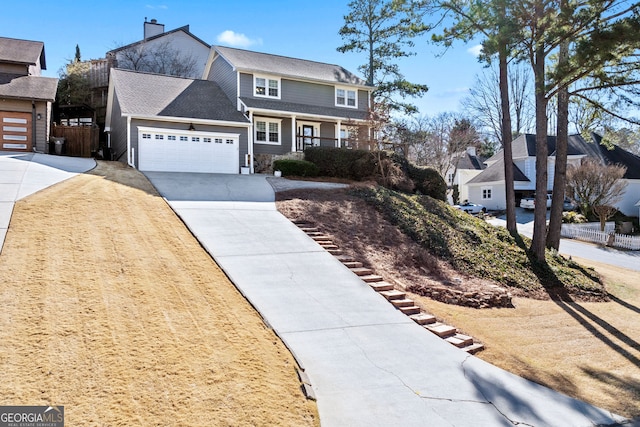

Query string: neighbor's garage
1 111 32 152
137 127 239 174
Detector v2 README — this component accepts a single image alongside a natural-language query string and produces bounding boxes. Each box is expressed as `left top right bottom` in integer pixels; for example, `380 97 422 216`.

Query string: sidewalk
146 172 627 427
0 152 95 253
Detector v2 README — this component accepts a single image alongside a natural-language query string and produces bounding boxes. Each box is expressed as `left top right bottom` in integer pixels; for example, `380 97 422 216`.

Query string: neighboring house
106 19 211 79
446 146 486 204
203 46 374 162
105 68 251 173
465 133 640 216
0 36 58 153
105 45 374 174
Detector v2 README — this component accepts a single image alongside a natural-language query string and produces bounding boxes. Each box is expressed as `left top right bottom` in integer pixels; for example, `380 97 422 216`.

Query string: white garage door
137 127 240 174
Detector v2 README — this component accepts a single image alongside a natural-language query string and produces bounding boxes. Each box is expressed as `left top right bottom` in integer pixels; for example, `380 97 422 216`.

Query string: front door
302 125 314 149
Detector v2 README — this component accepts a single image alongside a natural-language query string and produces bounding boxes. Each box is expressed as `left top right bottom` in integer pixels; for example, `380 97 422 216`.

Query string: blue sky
2 0 485 117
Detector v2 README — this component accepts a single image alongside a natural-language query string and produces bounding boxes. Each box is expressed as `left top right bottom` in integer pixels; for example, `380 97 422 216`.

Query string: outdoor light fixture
188 123 195 131
36 113 42 120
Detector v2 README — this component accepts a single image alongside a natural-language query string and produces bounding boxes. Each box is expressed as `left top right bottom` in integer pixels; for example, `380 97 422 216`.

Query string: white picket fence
561 222 640 250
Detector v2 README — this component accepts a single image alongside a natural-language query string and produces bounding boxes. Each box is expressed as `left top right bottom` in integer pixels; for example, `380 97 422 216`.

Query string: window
255 75 280 98
192 137 200 142
336 87 357 108
155 134 164 140
482 187 492 200
214 138 223 144
255 119 281 144
180 136 188 141
226 139 234 144
203 137 212 143
142 133 151 139
167 135 176 141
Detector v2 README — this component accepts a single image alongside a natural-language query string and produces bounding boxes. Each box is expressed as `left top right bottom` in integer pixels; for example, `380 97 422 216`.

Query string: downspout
126 115 134 167
31 101 37 152
291 115 296 152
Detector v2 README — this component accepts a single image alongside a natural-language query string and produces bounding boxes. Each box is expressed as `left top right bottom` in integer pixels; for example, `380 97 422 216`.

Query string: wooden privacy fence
51 124 99 158
561 222 640 250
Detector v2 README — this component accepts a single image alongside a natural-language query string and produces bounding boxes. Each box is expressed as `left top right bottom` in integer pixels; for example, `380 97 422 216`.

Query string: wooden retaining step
300 227 319 233
320 244 339 250
327 248 343 255
379 289 405 300
425 323 457 338
445 334 474 348
342 261 363 269
369 281 394 292
409 313 436 325
462 343 485 354
360 274 384 283
312 235 332 242
390 298 415 308
350 267 374 276
334 254 356 263
398 305 421 315
293 220 313 226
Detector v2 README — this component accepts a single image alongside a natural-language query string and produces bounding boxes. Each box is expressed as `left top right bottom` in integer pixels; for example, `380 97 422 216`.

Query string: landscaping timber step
293 220 313 226
300 227 319 233
350 267 374 276
462 343 485 354
326 248 343 255
379 289 406 300
445 334 474 348
369 281 394 292
360 274 384 283
390 298 415 308
424 323 457 338
312 235 332 241
342 261 363 269
409 313 436 325
320 244 339 250
334 254 356 263
398 305 421 315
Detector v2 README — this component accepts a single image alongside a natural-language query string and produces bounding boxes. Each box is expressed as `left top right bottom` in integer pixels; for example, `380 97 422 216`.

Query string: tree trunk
499 41 517 235
530 3 549 262
547 38 570 250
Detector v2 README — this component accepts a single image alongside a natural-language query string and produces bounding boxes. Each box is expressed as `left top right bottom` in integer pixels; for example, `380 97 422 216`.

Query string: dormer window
336 87 357 108
255 75 280 99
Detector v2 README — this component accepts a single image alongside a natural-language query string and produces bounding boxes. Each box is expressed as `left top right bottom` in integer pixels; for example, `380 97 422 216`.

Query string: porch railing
295 134 361 151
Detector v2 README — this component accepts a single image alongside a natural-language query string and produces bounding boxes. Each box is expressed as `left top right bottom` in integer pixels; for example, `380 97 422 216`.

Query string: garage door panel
1 112 32 152
138 129 239 174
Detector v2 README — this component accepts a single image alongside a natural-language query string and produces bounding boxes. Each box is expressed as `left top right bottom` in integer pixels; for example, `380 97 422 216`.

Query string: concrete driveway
146 172 627 427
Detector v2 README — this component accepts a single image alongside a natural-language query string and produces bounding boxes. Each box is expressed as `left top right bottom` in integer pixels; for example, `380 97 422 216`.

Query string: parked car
563 198 577 211
520 194 552 210
454 202 486 214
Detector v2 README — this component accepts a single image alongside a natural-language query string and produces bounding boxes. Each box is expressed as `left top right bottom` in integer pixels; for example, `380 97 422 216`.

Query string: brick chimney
466 146 477 157
144 18 164 40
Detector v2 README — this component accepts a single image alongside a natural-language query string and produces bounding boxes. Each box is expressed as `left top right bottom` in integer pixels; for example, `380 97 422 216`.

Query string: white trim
127 116 133 167
254 117 282 145
126 114 251 128
248 110 254 173
253 74 281 99
245 106 368 123
335 86 358 109
297 120 320 149
291 115 297 152
136 126 240 140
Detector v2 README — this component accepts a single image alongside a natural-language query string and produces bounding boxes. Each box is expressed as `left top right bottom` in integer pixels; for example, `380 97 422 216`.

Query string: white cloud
467 44 483 57
145 4 168 9
216 30 262 48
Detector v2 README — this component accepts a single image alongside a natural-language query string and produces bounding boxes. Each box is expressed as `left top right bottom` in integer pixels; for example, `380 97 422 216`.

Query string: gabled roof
0 37 46 69
109 68 249 123
467 157 529 185
0 73 57 101
240 96 369 121
214 45 370 88
107 25 210 55
455 152 486 170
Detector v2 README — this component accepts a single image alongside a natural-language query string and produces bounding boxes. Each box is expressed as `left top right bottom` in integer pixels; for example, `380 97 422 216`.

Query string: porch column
291 115 297 152
336 120 342 148
248 111 255 173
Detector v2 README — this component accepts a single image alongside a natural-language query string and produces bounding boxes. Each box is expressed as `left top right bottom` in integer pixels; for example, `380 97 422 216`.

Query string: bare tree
565 158 627 222
593 205 618 233
113 40 199 78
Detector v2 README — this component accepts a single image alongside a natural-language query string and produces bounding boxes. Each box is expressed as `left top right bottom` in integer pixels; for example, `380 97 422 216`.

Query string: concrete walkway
0 152 95 253
145 172 628 427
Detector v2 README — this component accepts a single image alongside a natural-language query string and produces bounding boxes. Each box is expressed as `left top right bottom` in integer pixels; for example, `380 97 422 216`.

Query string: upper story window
255 75 280 99
336 87 357 108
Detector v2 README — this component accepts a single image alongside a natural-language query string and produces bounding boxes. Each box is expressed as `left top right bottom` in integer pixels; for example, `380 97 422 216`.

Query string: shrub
272 159 319 177
304 147 376 180
562 211 587 223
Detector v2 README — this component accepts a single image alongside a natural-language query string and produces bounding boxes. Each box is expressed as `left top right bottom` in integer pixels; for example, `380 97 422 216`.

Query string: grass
353 186 607 299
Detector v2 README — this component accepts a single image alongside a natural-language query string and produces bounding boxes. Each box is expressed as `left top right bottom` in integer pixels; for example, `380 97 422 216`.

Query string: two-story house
464 133 640 216
0 36 58 153
105 45 374 174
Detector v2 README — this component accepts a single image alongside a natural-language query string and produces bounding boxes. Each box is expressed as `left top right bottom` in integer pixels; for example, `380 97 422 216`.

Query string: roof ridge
214 45 348 69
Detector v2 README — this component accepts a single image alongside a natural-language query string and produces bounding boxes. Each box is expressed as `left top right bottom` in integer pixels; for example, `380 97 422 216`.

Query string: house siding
0 63 27 74
468 183 506 211
209 56 236 103
108 91 128 161
129 119 249 170
253 116 292 156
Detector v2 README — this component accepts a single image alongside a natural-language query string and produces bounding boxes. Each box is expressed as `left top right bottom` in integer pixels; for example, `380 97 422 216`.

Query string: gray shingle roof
240 96 369 121
110 68 249 123
107 25 210 54
455 152 486 170
467 157 529 184
0 37 46 69
0 73 57 101
215 46 370 87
